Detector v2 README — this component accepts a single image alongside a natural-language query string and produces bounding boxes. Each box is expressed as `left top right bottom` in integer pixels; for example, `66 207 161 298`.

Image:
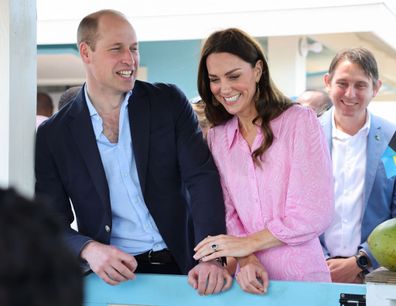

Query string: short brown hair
327 47 379 86
77 9 127 51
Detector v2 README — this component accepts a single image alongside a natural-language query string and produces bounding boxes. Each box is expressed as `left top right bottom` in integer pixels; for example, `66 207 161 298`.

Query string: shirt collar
225 116 239 149
84 86 132 116
84 85 132 139
225 116 264 150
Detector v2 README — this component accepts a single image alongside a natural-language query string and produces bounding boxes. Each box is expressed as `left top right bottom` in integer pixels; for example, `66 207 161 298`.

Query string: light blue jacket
320 108 396 268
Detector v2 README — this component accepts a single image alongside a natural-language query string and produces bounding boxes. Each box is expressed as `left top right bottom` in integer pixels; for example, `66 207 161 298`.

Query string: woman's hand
236 254 269 294
193 234 257 262
193 230 283 262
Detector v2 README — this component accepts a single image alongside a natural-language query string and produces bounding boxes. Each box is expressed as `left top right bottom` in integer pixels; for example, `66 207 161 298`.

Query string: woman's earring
254 82 260 101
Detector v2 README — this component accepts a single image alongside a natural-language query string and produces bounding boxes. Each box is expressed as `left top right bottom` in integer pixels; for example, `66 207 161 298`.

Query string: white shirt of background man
324 110 370 257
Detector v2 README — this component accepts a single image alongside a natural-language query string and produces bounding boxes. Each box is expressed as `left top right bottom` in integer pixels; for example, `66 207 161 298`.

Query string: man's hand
187 261 232 295
236 254 268 294
80 241 137 285
327 257 364 283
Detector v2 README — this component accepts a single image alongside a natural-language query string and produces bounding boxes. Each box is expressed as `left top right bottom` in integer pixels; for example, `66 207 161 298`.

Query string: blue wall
139 39 202 100
38 39 202 100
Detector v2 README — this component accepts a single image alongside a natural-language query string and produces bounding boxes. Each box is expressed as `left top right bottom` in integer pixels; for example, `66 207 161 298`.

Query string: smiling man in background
320 47 396 283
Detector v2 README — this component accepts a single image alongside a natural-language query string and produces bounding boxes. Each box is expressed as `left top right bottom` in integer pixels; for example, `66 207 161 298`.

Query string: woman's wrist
245 232 262 253
247 229 283 253
237 254 259 266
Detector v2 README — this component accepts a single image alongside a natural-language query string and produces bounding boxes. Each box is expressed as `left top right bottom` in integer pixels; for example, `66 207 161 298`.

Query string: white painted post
0 0 36 197
267 36 306 98
366 282 396 306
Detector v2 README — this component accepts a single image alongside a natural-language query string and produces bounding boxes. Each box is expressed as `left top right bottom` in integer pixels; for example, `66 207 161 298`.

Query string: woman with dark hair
193 28 334 294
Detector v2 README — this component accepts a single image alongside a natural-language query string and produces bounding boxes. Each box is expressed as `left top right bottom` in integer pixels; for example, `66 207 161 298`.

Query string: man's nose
122 49 134 65
344 85 356 98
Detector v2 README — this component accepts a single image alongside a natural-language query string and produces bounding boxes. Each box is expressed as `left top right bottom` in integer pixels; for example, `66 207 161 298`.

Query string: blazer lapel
128 82 150 195
364 114 387 205
67 90 110 208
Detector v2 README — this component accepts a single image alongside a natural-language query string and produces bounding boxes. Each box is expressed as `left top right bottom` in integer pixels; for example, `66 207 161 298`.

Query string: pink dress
207 105 333 282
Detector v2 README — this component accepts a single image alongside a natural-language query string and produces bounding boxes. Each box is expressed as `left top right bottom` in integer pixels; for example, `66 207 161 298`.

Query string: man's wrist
79 240 95 261
358 251 372 267
355 252 370 274
216 256 227 266
198 257 227 267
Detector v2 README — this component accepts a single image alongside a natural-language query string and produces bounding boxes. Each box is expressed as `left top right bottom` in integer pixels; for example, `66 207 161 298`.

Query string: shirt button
105 225 111 232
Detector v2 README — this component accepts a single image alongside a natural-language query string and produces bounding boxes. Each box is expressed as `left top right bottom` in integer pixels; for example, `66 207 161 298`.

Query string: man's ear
323 73 331 89
79 42 91 64
372 79 382 97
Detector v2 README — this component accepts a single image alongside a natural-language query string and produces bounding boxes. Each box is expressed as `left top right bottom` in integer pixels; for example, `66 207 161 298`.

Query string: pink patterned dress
207 105 333 282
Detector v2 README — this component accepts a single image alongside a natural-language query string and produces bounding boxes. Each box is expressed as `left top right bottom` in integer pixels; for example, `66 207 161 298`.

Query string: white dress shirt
324 110 370 257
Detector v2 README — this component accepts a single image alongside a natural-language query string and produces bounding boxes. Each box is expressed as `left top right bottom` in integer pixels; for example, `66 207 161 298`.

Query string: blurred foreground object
368 218 396 271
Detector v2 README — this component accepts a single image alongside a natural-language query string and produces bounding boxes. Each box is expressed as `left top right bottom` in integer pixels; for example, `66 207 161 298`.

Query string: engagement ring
210 243 218 252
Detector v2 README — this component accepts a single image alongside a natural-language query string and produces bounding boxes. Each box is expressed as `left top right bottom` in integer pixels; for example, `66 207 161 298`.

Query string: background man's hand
327 257 364 283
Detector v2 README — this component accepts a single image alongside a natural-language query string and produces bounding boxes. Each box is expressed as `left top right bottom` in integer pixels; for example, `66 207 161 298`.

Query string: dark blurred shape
58 86 82 110
0 188 83 306
37 92 54 117
296 89 332 117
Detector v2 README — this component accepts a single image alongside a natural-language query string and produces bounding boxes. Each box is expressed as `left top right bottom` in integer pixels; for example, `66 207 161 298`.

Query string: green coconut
368 218 396 272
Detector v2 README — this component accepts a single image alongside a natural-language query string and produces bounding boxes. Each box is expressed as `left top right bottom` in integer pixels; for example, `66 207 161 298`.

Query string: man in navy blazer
319 47 396 283
35 9 231 295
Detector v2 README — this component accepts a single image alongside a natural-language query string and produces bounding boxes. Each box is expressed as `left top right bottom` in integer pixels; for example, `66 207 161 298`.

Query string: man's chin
121 81 135 92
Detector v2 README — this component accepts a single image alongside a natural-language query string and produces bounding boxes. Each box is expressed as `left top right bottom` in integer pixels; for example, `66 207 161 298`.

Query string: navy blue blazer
320 108 396 268
35 81 226 273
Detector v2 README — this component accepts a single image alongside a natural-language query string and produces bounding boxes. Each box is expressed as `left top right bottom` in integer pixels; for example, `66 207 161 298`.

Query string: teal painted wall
139 39 201 100
38 39 202 100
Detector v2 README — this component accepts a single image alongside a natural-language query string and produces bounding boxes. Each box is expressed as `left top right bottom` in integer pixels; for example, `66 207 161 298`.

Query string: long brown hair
197 28 293 164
